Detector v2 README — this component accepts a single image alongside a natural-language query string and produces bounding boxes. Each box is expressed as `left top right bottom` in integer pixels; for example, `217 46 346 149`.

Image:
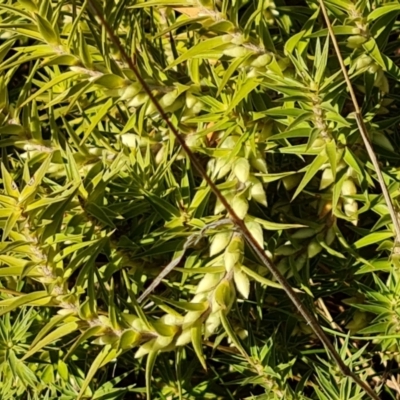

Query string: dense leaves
0 0 400 399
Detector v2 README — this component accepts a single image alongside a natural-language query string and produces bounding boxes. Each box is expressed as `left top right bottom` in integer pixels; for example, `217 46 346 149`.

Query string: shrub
0 0 400 399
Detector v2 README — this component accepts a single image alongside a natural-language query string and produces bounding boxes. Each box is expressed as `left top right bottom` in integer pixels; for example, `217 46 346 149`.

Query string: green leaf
367 4 400 21
2 209 21 241
8 350 38 388
152 296 209 312
167 36 227 69
23 321 79 360
19 154 52 203
353 231 393 249
146 351 159 400
35 13 60 45
217 53 252 97
226 78 260 113
241 266 302 292
191 321 207 370
219 310 248 359
77 345 113 400
307 26 355 38
131 0 192 7
292 153 328 200
30 313 73 348
142 189 180 220
64 326 104 360
19 71 80 108
249 216 305 230
0 291 51 317
80 98 115 145
86 203 117 228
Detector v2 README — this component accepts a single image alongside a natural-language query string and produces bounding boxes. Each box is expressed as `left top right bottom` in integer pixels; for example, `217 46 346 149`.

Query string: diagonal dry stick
137 219 232 303
88 1 379 398
319 0 400 244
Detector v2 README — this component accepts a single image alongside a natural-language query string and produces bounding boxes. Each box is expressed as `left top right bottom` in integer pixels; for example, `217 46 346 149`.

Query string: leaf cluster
0 0 400 399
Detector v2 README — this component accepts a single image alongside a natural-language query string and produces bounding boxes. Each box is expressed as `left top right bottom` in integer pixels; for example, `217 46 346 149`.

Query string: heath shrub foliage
0 0 400 399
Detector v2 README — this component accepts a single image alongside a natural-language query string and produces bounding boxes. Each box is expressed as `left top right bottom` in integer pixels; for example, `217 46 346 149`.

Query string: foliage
0 0 400 398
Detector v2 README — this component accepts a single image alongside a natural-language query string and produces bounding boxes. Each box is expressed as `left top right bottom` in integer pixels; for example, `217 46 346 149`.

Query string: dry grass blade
87 0 379 398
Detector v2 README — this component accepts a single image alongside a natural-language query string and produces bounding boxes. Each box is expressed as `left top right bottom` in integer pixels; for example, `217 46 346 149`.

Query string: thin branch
319 0 400 245
137 219 232 303
88 1 379 398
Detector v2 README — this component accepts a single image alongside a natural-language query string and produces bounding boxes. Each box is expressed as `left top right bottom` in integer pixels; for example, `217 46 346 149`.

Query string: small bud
213 279 234 312
119 329 141 350
185 133 200 149
222 34 233 43
237 328 248 340
135 339 156 358
92 333 118 346
311 138 325 149
251 54 272 68
325 226 336 246
233 268 250 299
224 234 244 272
154 335 175 351
320 168 334 190
161 314 183 326
196 273 223 294
176 329 192 346
182 310 204 330
307 239 323 258
131 318 149 332
233 157 250 183
155 145 165 164
210 231 232 256
231 35 245 45
121 133 137 148
186 92 198 109
355 55 372 70
249 152 268 173
221 135 239 149
223 46 250 58
212 157 232 180
343 199 358 225
159 90 179 108
231 195 249 220
128 93 148 107
120 83 141 101
292 228 316 240
374 70 389 93
347 35 367 48
368 63 380 74
282 174 301 191
245 220 263 248
341 179 357 196
205 313 221 338
249 176 267 206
